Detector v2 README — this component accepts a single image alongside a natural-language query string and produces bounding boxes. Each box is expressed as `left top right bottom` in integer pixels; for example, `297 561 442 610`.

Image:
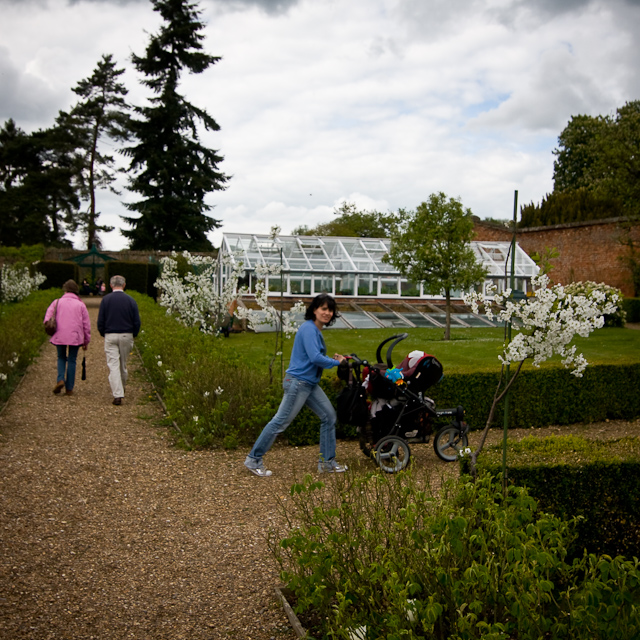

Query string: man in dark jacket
97 275 141 406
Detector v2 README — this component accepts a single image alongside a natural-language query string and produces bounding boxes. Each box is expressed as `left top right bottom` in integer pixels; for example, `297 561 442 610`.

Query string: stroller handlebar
375 333 409 369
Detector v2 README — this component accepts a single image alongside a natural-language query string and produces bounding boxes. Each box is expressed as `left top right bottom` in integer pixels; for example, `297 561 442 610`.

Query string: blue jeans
56 345 80 391
245 375 337 468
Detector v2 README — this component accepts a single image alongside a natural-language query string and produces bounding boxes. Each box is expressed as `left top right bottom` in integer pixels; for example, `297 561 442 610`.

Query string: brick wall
474 218 639 297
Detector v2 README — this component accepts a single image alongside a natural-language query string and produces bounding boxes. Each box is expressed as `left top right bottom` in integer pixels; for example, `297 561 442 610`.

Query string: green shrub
623 297 640 323
463 435 640 558
271 471 640 639
35 261 79 289
430 363 640 429
132 292 286 449
105 261 150 295
0 289 59 406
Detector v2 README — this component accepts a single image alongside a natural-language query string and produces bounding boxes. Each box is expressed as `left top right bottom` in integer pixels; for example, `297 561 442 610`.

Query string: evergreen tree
122 0 228 251
0 119 78 247
59 54 130 249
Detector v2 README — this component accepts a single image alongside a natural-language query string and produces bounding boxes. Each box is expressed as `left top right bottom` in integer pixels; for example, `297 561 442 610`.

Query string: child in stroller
337 333 469 472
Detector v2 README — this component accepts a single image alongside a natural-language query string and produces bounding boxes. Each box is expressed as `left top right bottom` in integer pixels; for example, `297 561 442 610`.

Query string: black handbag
44 300 59 336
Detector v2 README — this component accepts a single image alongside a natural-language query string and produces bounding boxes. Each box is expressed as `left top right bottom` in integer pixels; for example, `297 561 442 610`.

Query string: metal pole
502 190 518 492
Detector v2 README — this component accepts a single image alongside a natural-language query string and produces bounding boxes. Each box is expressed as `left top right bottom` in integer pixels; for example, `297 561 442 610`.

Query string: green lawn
225 326 640 375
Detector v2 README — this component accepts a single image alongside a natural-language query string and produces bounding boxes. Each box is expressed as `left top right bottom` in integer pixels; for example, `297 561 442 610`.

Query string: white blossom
0 264 47 303
463 274 618 377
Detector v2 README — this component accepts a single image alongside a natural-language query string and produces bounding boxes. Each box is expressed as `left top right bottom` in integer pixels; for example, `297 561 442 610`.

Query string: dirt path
1 298 637 639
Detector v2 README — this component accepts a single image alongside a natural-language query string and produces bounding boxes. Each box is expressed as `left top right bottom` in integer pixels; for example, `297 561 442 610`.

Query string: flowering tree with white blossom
463 273 620 475
154 251 244 335
0 264 46 303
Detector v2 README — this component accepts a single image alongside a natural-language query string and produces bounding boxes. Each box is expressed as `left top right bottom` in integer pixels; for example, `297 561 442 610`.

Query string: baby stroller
337 333 469 473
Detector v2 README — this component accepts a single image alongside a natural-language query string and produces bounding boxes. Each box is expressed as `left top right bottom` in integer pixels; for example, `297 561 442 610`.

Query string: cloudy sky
1 0 639 250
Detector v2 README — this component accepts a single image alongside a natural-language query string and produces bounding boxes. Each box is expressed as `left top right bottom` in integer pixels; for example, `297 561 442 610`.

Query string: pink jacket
44 293 91 347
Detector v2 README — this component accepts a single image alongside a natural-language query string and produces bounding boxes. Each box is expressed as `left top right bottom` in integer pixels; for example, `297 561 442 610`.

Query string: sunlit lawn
224 326 640 376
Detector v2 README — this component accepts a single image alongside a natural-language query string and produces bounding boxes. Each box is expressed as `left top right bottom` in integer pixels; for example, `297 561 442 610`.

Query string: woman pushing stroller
244 294 348 477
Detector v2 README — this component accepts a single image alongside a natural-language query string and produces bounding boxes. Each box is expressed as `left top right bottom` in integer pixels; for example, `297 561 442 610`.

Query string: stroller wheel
434 424 469 462
374 436 411 473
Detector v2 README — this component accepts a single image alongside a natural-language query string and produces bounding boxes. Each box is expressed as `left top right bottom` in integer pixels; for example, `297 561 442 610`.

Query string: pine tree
0 119 79 247
122 0 228 251
59 54 130 249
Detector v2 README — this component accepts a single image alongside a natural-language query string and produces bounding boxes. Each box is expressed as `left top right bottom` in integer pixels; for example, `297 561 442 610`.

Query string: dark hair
305 293 340 327
62 279 79 295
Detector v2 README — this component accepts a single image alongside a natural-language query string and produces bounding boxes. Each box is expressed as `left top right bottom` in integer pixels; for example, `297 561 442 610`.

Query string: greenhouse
218 232 539 300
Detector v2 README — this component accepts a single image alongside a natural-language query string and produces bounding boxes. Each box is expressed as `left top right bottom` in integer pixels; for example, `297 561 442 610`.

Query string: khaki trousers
104 333 134 399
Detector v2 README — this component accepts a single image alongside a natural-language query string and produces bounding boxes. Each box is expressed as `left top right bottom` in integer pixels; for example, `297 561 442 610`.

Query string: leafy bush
0 289 59 406
35 260 79 289
271 471 640 640
105 260 151 295
132 292 286 449
431 363 640 429
462 435 640 558
623 297 640 323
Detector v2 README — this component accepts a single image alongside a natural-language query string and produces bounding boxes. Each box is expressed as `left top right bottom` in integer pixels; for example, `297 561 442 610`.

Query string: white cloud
1 0 639 250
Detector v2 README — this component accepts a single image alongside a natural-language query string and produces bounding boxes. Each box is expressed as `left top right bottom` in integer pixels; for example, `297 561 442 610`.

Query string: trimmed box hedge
105 261 157 297
462 435 640 558
35 261 79 289
624 297 640 323
428 363 640 430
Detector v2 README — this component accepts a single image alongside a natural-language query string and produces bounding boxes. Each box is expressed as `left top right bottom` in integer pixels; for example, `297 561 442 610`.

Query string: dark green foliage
59 54 130 249
520 189 624 228
35 261 79 289
0 119 79 247
147 262 159 299
465 436 640 558
0 290 59 407
271 471 640 639
104 261 150 295
122 0 228 251
551 101 640 218
623 297 640 322
431 364 640 429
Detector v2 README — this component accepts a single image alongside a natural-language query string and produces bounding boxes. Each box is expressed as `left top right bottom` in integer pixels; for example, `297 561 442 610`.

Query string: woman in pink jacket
43 280 91 396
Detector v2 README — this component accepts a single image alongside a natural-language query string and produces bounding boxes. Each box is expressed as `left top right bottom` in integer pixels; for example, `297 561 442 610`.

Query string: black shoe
112 397 122 406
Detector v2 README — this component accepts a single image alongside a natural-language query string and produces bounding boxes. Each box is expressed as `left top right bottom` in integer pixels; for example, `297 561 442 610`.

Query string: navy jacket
97 291 141 338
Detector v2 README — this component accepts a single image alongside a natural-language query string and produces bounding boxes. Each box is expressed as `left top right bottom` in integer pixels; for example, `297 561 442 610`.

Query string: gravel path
1 298 637 640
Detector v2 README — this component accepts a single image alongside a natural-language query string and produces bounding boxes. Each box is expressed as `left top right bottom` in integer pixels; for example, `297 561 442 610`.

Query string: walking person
244 293 347 477
97 275 141 406
43 280 91 396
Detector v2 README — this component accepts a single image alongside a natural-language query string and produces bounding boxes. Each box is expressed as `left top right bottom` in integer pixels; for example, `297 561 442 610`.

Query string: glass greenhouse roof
220 233 538 278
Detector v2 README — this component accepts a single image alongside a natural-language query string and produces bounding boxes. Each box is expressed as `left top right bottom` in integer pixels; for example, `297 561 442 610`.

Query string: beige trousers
104 333 134 399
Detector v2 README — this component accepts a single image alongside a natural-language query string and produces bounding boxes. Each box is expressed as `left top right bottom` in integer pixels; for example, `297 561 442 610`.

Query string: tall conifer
122 0 228 251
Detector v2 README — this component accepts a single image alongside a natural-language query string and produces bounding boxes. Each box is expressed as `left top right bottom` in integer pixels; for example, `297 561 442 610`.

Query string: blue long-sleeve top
286 320 339 384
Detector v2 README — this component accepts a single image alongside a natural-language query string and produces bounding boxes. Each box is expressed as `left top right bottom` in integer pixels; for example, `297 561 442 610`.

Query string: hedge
105 261 158 298
428 363 640 430
462 435 640 558
35 261 79 289
624 297 640 323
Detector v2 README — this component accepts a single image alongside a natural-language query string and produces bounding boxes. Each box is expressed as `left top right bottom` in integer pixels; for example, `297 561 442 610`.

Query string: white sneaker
247 466 272 477
318 460 348 473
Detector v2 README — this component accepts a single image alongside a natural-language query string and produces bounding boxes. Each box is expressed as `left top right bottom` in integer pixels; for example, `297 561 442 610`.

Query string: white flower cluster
0 264 47 303
234 262 305 338
0 353 19 385
464 274 619 377
154 251 245 335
